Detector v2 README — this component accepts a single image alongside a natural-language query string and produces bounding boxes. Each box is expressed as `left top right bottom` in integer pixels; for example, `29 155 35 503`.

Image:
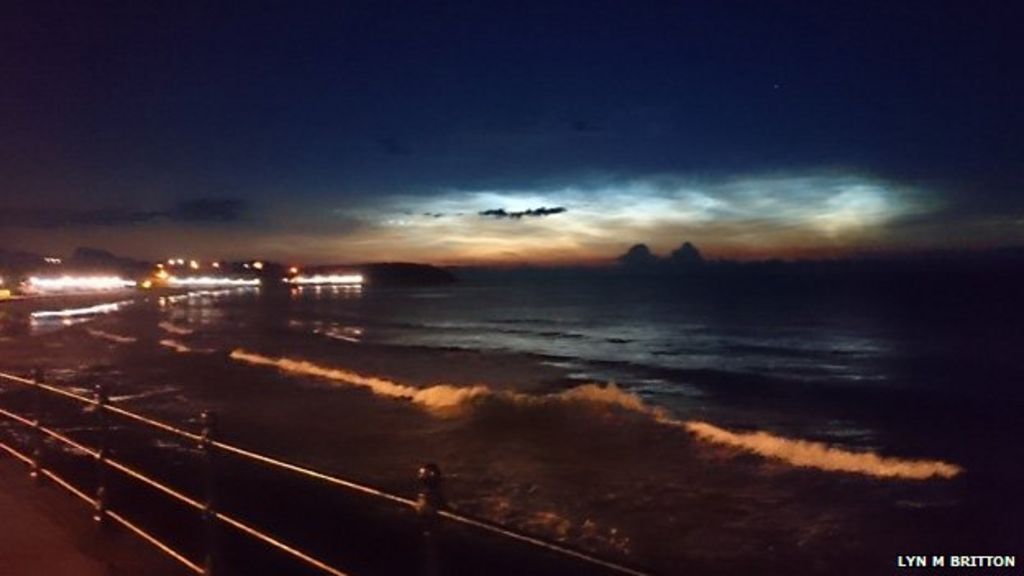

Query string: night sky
2 1 1022 264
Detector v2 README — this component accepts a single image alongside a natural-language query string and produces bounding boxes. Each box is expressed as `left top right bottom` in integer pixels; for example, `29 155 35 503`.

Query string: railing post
93 383 108 525
30 368 45 485
416 462 444 531
200 410 219 575
416 463 443 576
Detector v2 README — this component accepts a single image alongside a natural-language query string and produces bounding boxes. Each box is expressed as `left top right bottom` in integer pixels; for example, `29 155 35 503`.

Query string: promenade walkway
0 458 184 576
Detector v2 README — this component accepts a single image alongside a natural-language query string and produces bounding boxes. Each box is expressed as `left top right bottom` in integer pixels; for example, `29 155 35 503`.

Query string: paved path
0 458 185 576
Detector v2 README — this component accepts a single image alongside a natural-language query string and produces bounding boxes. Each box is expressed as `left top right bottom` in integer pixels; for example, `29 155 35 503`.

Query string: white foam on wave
158 321 193 335
229 350 489 409
681 421 961 480
227 349 962 480
86 328 137 344
552 387 961 479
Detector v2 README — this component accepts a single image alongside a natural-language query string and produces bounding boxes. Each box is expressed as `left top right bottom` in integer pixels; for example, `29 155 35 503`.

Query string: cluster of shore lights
27 276 136 291
164 258 222 270
165 276 261 287
287 273 364 286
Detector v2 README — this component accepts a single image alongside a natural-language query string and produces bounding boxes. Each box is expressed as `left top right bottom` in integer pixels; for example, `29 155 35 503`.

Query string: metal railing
0 369 649 576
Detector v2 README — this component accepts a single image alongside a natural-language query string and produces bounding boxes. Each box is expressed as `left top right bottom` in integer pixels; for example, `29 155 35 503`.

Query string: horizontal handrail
210 440 417 508
105 456 205 511
215 512 349 576
0 438 34 465
0 368 650 576
104 403 203 443
436 510 647 576
0 370 96 405
0 405 36 428
107 509 205 574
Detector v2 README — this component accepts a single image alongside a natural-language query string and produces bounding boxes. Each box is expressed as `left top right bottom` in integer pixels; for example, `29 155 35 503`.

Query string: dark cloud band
479 206 568 220
0 198 247 228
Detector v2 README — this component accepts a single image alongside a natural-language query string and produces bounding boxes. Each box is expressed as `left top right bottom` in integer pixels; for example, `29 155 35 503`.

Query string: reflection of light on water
166 276 260 287
160 287 259 308
313 324 365 343
291 284 363 300
30 300 132 334
31 301 127 319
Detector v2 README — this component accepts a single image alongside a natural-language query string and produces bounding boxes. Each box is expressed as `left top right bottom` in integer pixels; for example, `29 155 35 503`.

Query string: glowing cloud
326 172 933 263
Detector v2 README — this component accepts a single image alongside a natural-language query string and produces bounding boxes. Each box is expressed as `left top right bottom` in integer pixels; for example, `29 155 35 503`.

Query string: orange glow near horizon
2 173 960 266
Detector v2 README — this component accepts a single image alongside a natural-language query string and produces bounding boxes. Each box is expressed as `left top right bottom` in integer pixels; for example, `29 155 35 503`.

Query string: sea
2 266 1022 574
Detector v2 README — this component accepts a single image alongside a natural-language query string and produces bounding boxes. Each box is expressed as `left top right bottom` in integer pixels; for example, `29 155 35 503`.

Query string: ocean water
3 269 1023 574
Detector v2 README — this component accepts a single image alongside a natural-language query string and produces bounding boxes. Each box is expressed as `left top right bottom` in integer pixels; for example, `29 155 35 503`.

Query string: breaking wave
229 350 490 409
681 421 962 480
228 349 962 480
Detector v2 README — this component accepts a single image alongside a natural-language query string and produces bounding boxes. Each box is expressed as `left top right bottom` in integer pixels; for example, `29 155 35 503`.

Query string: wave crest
682 421 962 480
227 349 962 480
230 350 490 409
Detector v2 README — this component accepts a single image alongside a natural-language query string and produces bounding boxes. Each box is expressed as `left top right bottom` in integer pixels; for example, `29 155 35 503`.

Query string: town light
27 276 136 291
287 274 363 285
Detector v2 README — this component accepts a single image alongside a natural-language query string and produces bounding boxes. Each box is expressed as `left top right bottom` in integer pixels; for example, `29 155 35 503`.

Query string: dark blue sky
2 1 1022 263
